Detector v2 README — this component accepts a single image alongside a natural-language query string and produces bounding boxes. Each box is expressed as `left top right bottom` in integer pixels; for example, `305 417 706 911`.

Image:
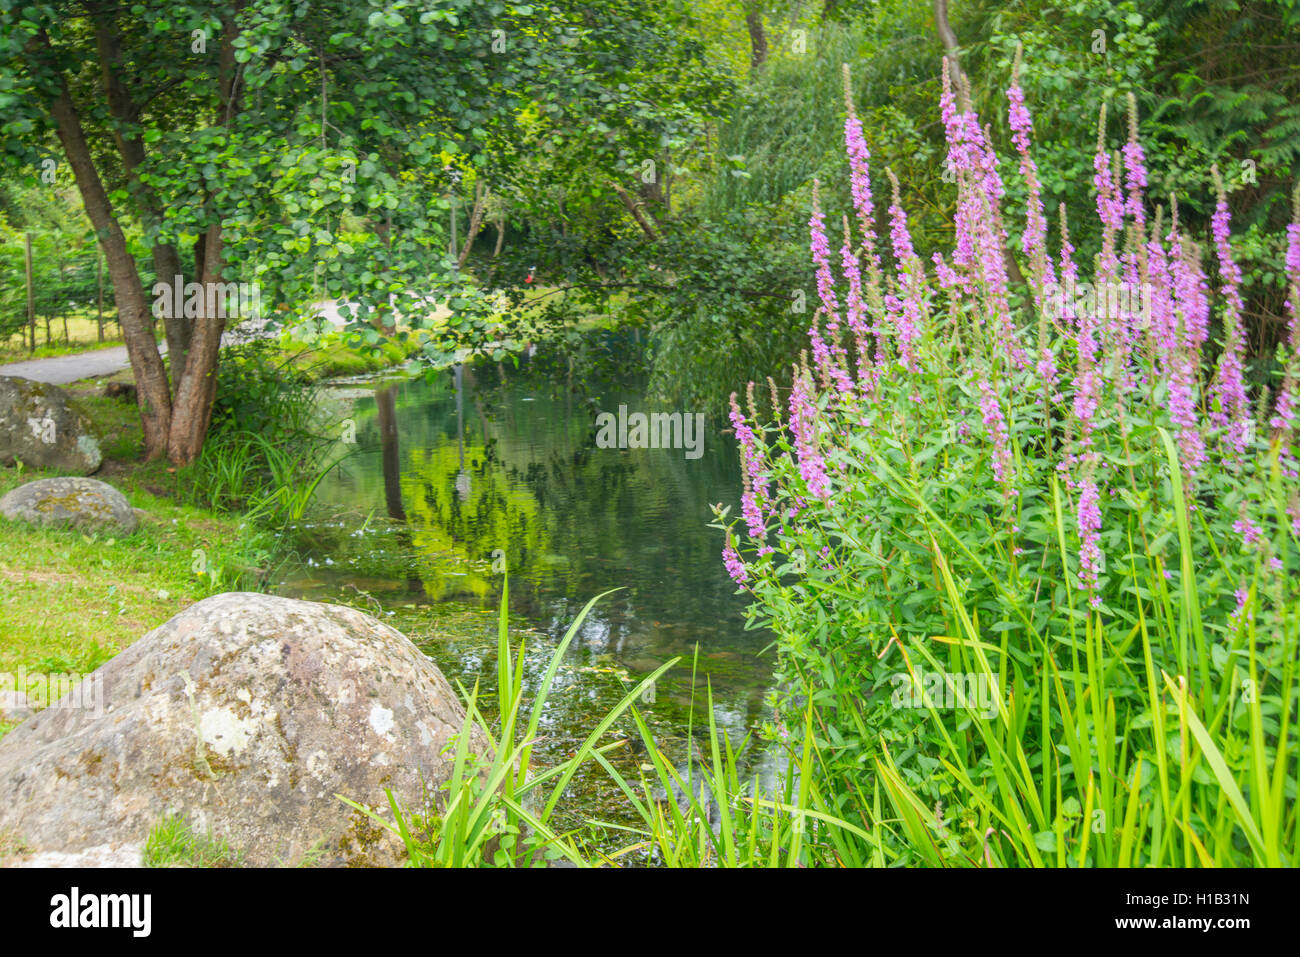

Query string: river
276 333 782 840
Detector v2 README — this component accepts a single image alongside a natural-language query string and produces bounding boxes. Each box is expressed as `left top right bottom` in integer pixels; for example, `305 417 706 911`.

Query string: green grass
857 430 1298 867
339 579 868 867
0 391 281 676
142 815 243 868
273 329 425 381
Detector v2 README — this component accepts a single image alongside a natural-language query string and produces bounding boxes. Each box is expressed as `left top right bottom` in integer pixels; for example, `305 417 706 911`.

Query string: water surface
279 339 779 789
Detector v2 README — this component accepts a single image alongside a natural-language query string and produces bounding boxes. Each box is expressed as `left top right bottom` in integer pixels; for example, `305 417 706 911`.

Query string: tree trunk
24 232 34 354
47 72 172 457
96 248 104 343
156 244 190 378
933 0 967 91
743 2 767 73
376 385 405 521
92 10 191 386
165 11 243 465
612 182 658 240
167 222 227 464
456 182 489 271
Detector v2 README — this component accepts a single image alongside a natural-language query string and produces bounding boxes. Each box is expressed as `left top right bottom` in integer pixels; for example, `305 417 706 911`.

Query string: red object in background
525 266 536 284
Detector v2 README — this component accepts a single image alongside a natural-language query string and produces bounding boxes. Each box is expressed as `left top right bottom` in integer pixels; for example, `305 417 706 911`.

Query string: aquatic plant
338 581 866 867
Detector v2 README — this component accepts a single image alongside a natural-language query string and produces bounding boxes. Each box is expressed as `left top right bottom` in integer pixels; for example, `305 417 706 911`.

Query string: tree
0 0 727 463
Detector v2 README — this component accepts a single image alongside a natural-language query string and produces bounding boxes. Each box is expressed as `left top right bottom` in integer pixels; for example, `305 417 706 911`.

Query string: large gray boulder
0 376 102 473
0 476 138 535
0 690 32 724
0 593 486 867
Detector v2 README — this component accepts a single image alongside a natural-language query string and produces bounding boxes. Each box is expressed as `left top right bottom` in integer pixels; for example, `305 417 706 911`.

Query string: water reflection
280 339 778 799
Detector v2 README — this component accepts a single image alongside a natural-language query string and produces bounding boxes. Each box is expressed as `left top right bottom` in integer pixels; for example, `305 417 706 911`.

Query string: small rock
102 382 136 403
0 376 102 474
0 477 138 535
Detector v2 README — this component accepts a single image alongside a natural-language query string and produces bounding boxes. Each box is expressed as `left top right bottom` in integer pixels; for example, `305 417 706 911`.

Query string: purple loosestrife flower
807 310 833 392
1036 346 1059 399
1071 267 1106 605
1094 135 1135 393
729 391 768 540
809 183 841 324
1073 305 1102 450
1274 373 1297 431
978 376 1014 495
1093 122 1124 240
1271 200 1300 431
940 61 983 278
1232 514 1264 548
1209 170 1251 459
1145 226 1176 374
1056 205 1080 333
809 185 855 395
789 364 830 501
722 537 747 585
1006 75 1054 294
1122 96 1149 237
932 251 965 294
1122 143 1148 231
1077 477 1103 606
1092 110 1131 353
942 62 1021 365
1122 98 1150 363
1229 586 1251 632
841 218 877 391
843 102 883 281
1169 230 1210 481
886 168 924 372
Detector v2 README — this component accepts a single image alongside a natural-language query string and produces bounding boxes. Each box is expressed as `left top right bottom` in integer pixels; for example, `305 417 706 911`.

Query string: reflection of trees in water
401 441 550 603
311 354 775 742
375 385 405 522
325 353 750 641
378 358 750 636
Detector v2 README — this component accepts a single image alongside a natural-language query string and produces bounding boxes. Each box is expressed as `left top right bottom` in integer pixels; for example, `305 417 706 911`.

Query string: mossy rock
0 376 102 474
0 593 489 866
0 476 138 535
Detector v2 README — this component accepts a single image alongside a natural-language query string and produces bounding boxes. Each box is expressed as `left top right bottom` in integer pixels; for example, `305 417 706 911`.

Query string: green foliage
626 0 1300 411
339 579 867 867
722 59 1300 865
338 580 677 867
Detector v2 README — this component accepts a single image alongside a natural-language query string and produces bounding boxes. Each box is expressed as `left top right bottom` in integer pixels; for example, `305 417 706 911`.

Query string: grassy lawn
0 459 275 679
0 389 284 742
0 314 128 363
0 324 430 736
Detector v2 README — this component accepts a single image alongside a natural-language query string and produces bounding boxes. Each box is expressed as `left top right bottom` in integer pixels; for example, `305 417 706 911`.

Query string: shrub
721 61 1300 866
185 339 343 527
